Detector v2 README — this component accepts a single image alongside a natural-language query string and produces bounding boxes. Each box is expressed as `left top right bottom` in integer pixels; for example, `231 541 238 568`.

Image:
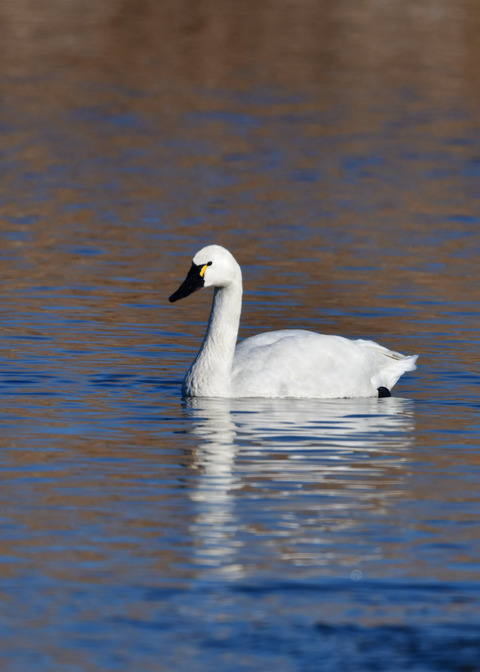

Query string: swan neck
183 279 242 397
209 282 242 337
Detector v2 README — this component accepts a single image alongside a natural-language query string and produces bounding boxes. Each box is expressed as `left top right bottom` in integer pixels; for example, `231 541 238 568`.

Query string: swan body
169 245 418 399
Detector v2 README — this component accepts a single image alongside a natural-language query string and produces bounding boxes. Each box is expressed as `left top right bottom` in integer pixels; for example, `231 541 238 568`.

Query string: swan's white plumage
170 245 418 399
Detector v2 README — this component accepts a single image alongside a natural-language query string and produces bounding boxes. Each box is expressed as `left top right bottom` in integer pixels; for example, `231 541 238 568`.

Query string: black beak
169 263 205 302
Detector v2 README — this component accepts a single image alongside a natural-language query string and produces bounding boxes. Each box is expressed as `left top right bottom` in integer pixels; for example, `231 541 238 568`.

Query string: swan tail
356 340 418 392
378 353 418 391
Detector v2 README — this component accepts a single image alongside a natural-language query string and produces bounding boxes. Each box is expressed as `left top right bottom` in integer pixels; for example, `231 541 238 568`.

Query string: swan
169 245 418 399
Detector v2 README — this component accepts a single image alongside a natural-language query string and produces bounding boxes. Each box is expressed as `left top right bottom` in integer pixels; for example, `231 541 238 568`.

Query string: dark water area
0 1 479 670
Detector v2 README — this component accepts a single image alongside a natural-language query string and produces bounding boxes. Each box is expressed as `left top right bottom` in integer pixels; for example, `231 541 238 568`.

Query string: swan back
232 330 417 398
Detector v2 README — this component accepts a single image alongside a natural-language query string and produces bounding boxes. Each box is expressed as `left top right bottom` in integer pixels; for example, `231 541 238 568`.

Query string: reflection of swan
169 245 418 399
187 396 414 447
185 398 242 577
185 396 415 577
188 398 238 494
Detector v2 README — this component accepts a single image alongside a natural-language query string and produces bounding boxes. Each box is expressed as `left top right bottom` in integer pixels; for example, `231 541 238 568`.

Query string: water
0 1 480 670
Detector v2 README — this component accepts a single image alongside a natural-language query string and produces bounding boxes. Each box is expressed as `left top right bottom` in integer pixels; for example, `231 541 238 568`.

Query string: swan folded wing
231 330 411 398
232 331 417 398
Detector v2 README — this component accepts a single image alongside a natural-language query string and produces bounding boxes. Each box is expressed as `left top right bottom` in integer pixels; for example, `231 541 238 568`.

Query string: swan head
169 245 241 302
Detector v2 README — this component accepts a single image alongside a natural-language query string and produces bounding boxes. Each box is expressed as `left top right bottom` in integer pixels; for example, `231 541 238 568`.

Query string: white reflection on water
183 396 415 579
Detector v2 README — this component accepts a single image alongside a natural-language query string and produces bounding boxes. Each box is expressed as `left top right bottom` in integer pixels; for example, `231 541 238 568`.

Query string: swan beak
169 263 205 302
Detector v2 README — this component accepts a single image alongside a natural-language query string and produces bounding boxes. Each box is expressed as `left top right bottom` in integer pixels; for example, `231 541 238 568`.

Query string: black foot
377 386 391 398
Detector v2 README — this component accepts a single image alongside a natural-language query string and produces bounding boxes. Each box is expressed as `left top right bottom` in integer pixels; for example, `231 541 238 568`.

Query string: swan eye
200 261 212 278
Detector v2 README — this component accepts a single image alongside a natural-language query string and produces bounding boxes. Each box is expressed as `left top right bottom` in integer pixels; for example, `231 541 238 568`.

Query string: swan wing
232 330 417 398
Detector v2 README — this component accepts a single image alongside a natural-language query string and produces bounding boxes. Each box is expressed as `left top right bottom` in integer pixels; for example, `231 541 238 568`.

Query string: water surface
0 1 479 670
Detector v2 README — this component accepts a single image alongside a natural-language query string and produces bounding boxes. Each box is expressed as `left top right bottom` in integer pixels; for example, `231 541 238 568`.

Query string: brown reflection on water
0 0 479 96
0 1 477 378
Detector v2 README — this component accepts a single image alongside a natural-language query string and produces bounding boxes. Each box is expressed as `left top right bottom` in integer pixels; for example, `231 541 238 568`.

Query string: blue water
1 6 480 669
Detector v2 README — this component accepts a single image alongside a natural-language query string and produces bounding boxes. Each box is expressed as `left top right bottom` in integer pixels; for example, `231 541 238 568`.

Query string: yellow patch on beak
199 264 208 278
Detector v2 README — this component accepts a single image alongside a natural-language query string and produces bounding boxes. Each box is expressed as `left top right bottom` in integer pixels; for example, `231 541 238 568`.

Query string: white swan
169 245 418 399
